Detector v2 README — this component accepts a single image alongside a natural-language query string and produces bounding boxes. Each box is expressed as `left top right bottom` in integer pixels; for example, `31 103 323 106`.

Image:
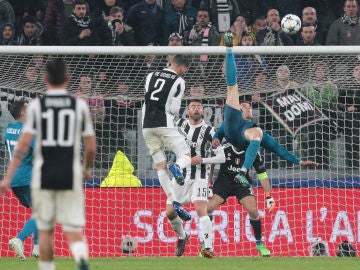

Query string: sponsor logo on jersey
227 164 242 173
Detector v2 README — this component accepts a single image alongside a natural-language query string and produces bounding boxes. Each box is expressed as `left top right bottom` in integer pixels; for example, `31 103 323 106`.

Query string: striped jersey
5 121 34 187
142 68 185 128
177 118 215 179
22 90 95 191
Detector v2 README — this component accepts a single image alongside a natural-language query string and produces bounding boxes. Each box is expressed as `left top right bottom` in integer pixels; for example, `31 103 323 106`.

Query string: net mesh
0 48 359 257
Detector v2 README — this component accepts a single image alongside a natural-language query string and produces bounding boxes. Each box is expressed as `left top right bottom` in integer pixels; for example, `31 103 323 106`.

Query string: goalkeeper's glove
265 192 275 213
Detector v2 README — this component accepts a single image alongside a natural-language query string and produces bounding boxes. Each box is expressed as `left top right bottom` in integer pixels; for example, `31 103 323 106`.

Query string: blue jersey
5 121 34 187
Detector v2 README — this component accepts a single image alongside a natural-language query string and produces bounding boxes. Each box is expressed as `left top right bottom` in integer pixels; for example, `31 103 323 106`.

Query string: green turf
0 257 358 270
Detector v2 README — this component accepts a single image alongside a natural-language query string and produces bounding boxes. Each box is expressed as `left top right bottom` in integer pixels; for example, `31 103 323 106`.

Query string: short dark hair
22 16 36 26
188 99 203 105
9 100 26 120
172 55 189 68
73 0 88 8
46 58 68 86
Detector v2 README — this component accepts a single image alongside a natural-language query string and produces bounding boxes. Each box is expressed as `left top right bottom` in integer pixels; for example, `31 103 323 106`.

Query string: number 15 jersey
22 90 95 191
142 68 186 129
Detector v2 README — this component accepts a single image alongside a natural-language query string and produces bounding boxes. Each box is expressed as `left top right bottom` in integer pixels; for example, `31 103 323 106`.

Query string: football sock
241 140 261 171
176 155 191 170
70 241 89 266
250 218 262 242
262 132 301 164
158 169 176 202
199 216 213 249
17 218 37 243
39 261 55 270
225 49 237 86
169 216 186 239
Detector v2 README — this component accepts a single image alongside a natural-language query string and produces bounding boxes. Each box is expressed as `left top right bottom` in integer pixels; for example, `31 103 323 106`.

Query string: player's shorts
213 173 254 202
142 127 190 159
166 177 208 205
12 185 31 208
31 189 85 232
224 105 257 147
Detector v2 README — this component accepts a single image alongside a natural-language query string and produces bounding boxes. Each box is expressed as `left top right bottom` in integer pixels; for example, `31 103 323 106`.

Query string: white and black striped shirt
23 90 94 191
142 68 185 128
177 118 215 179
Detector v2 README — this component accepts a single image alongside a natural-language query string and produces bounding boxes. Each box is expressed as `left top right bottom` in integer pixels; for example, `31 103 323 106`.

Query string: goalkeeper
222 32 318 185
192 141 273 257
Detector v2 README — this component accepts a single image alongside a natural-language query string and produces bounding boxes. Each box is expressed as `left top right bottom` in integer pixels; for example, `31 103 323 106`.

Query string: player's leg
9 186 38 260
142 128 191 221
240 196 270 257
58 190 89 270
161 128 191 186
165 180 190 256
32 189 56 270
192 178 213 258
224 31 239 109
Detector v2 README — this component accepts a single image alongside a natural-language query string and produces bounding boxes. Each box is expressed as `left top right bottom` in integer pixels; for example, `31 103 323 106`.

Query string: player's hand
300 160 319 168
0 179 10 196
265 193 276 213
191 156 203 165
212 138 221 148
83 167 92 181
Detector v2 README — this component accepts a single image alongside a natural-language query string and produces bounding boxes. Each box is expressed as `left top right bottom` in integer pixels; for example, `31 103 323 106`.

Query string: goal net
0 46 359 258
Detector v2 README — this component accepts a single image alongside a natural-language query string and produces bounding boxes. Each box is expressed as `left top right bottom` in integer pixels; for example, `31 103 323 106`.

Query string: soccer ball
281 14 301 35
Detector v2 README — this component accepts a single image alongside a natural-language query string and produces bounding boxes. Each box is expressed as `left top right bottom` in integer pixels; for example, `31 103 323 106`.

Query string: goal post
0 46 360 258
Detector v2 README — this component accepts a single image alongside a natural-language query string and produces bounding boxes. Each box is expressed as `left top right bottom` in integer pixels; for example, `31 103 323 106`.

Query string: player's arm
212 123 225 148
169 78 185 116
0 132 33 194
80 99 97 179
192 146 226 165
252 153 275 212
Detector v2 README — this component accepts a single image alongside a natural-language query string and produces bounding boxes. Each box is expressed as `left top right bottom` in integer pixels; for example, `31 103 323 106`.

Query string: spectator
256 9 293 46
125 0 163 45
296 24 319 45
22 0 45 23
338 63 360 169
326 0 360 45
185 9 220 46
249 15 267 34
236 0 267 25
219 14 248 46
16 16 43 45
61 0 112 46
107 6 135 45
300 6 327 45
299 61 339 168
163 0 197 44
199 0 240 33
43 0 65 45
91 0 126 21
0 23 17 45
234 31 267 88
0 0 15 31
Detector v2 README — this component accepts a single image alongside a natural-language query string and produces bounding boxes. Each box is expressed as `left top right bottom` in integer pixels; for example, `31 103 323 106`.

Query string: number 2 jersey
142 68 185 128
5 121 34 187
22 90 95 191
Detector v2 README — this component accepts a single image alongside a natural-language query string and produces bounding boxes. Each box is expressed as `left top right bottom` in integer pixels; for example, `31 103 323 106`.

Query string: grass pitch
0 257 358 270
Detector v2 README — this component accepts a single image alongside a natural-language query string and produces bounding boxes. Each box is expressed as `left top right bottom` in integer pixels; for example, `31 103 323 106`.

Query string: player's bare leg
166 204 189 256
38 230 55 270
240 196 270 257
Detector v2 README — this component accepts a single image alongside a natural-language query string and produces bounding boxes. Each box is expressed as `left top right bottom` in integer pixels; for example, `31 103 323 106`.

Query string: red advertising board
1 188 360 257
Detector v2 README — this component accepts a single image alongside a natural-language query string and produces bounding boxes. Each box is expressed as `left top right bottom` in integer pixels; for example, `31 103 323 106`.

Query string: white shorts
31 189 85 232
142 127 190 161
166 177 208 205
